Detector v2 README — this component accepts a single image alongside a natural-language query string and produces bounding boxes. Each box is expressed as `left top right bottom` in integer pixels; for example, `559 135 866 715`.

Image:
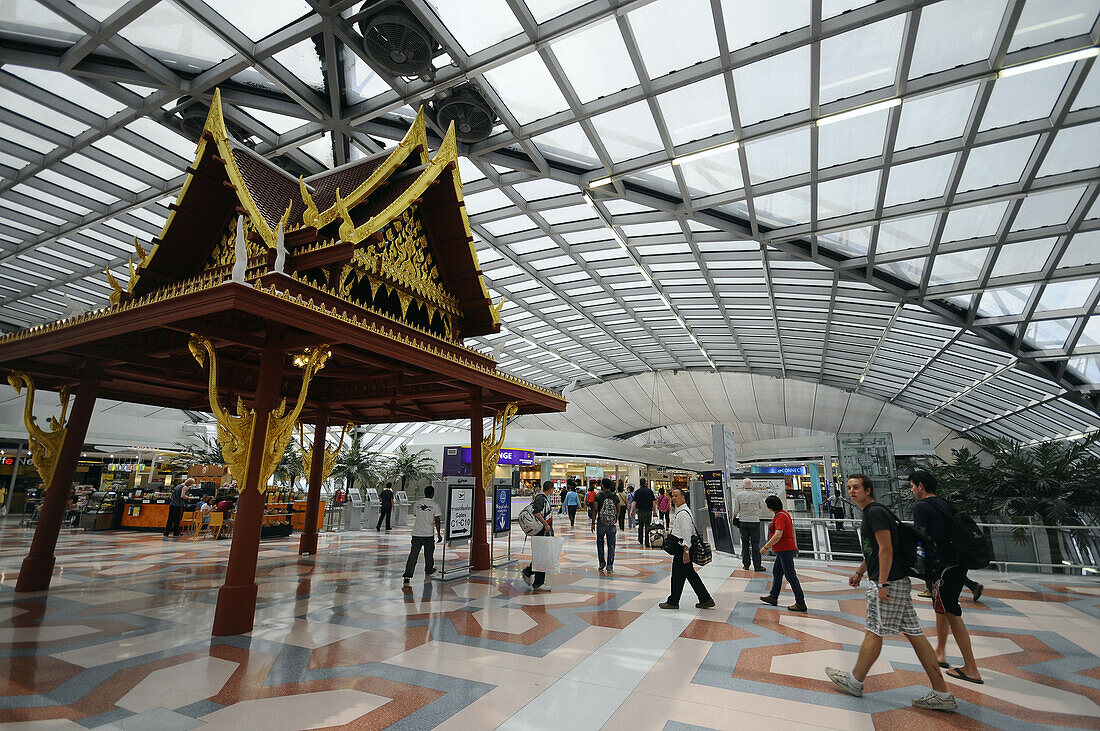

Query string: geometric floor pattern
0 517 1098 730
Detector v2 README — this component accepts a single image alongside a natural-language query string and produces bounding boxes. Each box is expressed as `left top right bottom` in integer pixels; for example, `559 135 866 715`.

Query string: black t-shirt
380 489 394 507
634 486 655 512
913 496 951 550
531 492 549 516
861 503 905 582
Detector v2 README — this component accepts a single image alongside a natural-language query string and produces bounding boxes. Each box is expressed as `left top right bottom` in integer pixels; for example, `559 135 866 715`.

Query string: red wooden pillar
470 389 489 570
212 335 285 636
298 405 329 556
16 368 100 593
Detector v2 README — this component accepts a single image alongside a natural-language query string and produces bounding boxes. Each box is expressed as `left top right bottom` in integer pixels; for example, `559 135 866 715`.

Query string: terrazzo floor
0 516 1097 729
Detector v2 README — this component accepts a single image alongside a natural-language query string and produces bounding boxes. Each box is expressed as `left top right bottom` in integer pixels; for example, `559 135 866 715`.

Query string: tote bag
531 536 565 573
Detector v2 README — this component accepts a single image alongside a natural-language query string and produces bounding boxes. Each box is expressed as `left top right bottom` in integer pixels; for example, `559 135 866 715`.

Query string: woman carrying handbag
658 488 715 610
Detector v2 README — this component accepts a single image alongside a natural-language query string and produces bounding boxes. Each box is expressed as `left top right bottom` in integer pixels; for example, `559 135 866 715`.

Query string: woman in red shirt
759 495 807 612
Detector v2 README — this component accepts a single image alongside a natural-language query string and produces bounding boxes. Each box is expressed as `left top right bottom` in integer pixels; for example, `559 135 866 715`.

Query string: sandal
946 667 984 684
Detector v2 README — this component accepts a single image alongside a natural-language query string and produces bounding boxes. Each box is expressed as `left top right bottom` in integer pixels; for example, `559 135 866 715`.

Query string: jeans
668 551 711 605
596 522 617 569
377 505 392 530
768 549 805 605
739 522 762 569
403 536 436 577
637 510 652 546
567 505 577 526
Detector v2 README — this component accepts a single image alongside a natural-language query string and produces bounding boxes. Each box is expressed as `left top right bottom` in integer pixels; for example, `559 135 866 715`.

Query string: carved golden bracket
481 402 518 491
189 335 330 492
298 420 352 486
7 372 70 489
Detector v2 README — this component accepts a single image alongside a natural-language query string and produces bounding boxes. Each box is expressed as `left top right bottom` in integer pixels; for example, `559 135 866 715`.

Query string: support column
212 335 285 636
298 405 329 556
469 389 489 571
16 369 100 593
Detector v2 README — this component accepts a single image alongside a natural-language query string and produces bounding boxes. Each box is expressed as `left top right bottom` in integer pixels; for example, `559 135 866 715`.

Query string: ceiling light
817 98 901 127
589 176 613 188
672 141 739 166
999 47 1099 78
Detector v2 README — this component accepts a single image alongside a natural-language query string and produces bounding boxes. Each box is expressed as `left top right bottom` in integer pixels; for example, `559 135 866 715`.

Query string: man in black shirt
825 474 957 713
911 471 983 685
591 478 619 573
377 482 395 530
633 478 655 547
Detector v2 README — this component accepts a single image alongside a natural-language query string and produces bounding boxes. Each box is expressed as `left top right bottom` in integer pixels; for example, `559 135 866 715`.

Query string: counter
291 500 325 531
120 500 171 530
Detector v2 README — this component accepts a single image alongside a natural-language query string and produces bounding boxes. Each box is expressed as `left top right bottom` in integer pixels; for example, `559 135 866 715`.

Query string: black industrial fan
358 4 438 77
433 84 496 143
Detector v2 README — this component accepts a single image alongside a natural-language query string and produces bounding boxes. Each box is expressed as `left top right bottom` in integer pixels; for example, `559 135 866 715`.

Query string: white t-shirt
411 498 441 537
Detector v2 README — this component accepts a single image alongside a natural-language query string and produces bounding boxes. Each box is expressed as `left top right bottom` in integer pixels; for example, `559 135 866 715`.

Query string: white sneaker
911 690 958 713
825 667 864 698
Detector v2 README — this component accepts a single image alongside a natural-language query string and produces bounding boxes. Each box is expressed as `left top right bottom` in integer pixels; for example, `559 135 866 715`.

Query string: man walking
659 488 715 610
521 482 554 592
402 485 441 582
825 474 958 713
377 482 395 530
591 478 618 573
634 478 655 547
732 478 766 571
910 470 983 685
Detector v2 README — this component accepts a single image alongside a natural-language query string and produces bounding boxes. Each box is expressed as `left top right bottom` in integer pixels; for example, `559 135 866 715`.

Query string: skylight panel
732 45 810 125
1037 122 1100 177
894 83 977 150
1076 316 1100 348
744 127 810 184
5 0 83 43
464 188 513 214
1011 185 1087 231
656 75 733 147
482 215 537 237
940 201 1009 242
37 169 117 206
272 39 325 90
883 153 955 207
538 204 596 225
988 237 1056 278
957 135 1038 192
64 153 147 193
531 124 601 167
631 165 682 198
202 0 311 41
524 0 589 24
1058 230 1100 268
819 226 872 257
928 249 990 285
5 67 128 118
720 0 809 51
590 101 664 162
92 137 180 179
817 107 888 168
677 145 743 198
752 186 811 227
1008 0 1099 52
1067 355 1100 384
484 51 570 125
427 0 522 55
980 64 1071 131
0 89 87 138
818 170 881 219
819 13 905 104
1035 277 1096 312
628 0 718 79
551 18 639 103
118 0 236 71
1071 62 1100 111
242 107 306 135
877 257 926 285
344 54 391 104
907 0 1007 80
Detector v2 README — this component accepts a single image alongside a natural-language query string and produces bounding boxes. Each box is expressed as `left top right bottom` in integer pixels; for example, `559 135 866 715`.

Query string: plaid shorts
865 576 921 637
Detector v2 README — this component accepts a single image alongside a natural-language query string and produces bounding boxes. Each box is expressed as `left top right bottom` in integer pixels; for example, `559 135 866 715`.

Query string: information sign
493 486 511 535
701 470 737 554
447 484 474 541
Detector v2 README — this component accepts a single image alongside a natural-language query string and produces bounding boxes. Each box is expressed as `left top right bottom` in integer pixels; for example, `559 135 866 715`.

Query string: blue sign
759 465 807 476
493 486 511 535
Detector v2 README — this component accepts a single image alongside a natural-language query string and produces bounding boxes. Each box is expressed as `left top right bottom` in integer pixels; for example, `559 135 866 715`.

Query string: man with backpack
520 482 554 592
910 470 984 686
825 473 958 713
591 478 618 573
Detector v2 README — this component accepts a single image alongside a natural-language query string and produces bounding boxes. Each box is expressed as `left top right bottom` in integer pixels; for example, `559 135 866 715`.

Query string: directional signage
446 484 474 542
493 486 511 535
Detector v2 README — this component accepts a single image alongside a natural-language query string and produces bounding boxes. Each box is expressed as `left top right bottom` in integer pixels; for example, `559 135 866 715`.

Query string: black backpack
925 498 992 570
866 504 940 580
597 494 617 526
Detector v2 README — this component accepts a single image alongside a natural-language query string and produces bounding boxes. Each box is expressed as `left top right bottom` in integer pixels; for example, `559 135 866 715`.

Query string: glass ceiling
0 0 1097 452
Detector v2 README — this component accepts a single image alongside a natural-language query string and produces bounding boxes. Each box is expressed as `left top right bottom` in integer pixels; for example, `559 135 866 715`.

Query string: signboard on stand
701 470 736 554
493 486 511 535
446 484 474 541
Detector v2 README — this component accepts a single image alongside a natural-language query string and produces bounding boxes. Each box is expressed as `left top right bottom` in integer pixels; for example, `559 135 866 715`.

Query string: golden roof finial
133 236 146 261
105 267 123 305
335 188 355 242
204 88 230 143
299 175 320 227
279 199 293 231
490 294 505 323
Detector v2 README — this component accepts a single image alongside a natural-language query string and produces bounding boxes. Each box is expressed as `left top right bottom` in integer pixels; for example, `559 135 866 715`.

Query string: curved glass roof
0 0 1097 451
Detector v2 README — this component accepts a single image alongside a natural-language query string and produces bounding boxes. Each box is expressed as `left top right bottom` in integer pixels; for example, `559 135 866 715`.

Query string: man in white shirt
658 488 715 610
732 478 766 572
402 485 442 583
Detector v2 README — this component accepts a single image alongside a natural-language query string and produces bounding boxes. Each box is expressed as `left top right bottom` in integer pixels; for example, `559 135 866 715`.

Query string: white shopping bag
530 536 564 573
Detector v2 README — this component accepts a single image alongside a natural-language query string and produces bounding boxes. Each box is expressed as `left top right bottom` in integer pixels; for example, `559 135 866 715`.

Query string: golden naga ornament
481 402 518 490
298 420 352 486
7 372 70 489
188 335 331 493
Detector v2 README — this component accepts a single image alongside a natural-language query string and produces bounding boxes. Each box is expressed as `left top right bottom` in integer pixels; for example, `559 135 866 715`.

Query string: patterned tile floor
0 518 1097 730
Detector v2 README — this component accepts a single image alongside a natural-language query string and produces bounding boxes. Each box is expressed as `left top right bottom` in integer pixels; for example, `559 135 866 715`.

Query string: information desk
120 500 170 531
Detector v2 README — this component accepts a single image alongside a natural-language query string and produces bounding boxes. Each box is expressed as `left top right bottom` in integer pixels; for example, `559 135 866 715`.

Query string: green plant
273 441 303 490
163 434 223 471
331 432 382 494
385 444 437 492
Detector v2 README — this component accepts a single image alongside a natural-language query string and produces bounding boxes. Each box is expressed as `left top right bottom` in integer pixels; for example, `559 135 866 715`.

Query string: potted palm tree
385 444 437 496
331 432 382 499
